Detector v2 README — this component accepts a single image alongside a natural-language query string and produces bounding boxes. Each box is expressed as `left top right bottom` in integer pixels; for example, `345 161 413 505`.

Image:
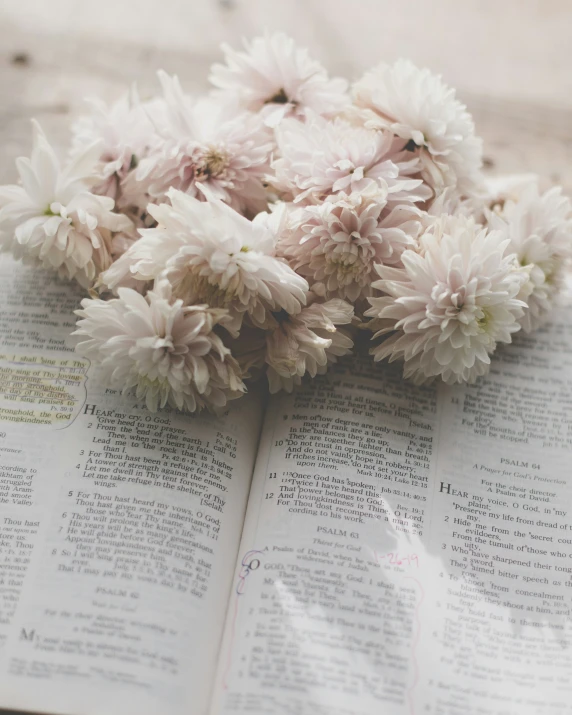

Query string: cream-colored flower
210 32 349 126
0 121 131 286
487 185 572 332
99 190 308 332
71 89 160 202
74 280 244 412
351 59 483 197
279 187 424 302
272 113 431 206
265 298 354 393
366 214 527 384
129 73 273 216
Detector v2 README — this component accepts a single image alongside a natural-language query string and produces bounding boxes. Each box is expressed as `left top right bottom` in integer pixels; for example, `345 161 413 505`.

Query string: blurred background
1 0 572 190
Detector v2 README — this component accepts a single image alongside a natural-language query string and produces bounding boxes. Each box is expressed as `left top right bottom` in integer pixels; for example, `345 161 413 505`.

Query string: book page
0 255 263 715
212 323 572 715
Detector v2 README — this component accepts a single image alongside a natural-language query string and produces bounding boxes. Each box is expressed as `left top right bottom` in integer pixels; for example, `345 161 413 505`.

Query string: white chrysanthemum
71 90 160 202
483 174 539 211
209 32 349 127
0 121 131 287
74 280 244 412
279 187 424 302
424 184 486 223
366 215 527 384
272 114 431 206
128 73 273 216
351 59 483 196
487 185 572 332
100 190 308 332
265 298 354 393
444 174 540 225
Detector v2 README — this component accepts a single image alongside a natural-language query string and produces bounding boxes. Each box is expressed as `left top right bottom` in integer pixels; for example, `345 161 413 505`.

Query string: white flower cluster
1 33 571 410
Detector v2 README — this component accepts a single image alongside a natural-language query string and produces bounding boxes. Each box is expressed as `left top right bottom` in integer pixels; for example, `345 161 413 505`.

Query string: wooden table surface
1 0 572 191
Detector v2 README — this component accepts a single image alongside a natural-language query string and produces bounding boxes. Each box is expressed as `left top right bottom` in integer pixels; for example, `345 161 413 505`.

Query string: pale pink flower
272 114 431 206
487 185 572 332
279 187 424 302
129 72 273 216
351 59 483 197
265 298 354 393
71 89 160 203
424 185 486 222
210 32 349 127
74 280 244 412
366 214 527 384
432 174 540 226
482 174 539 213
99 190 308 332
0 121 131 287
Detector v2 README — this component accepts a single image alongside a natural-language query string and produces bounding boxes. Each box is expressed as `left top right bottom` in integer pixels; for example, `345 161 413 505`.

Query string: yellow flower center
197 147 230 178
175 268 237 308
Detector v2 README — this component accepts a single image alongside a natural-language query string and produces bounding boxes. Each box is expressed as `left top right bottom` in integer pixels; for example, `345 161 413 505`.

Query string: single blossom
265 297 354 393
71 89 160 202
366 214 528 384
279 187 424 302
99 190 308 332
127 72 273 216
482 174 540 213
0 121 131 286
351 59 483 197
74 280 244 412
209 32 349 126
487 185 572 332
440 174 540 226
272 113 431 206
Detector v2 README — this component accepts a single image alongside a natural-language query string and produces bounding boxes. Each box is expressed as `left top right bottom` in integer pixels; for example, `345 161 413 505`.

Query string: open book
0 251 571 715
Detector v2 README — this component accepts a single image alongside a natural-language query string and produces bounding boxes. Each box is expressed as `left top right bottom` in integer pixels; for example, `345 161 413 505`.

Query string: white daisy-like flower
366 214 527 384
0 121 131 287
438 174 539 226
209 32 349 127
265 298 354 393
272 113 431 206
74 279 244 412
279 187 424 302
487 185 572 332
99 190 308 332
351 59 483 197
424 184 486 222
482 174 539 212
128 72 273 216
71 89 160 202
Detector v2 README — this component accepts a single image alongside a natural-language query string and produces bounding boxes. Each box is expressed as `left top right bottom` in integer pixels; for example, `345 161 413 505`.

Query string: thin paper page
212 323 572 715
0 256 263 715
425 319 572 713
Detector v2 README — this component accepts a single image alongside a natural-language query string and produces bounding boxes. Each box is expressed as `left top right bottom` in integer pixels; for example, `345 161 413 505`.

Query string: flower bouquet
1 33 570 413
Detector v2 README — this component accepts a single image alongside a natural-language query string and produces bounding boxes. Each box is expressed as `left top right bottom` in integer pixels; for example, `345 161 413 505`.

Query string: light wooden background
1 0 572 192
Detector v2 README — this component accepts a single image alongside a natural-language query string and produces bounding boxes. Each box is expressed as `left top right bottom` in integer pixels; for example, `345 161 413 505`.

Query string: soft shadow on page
0 256 264 715
211 321 572 715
